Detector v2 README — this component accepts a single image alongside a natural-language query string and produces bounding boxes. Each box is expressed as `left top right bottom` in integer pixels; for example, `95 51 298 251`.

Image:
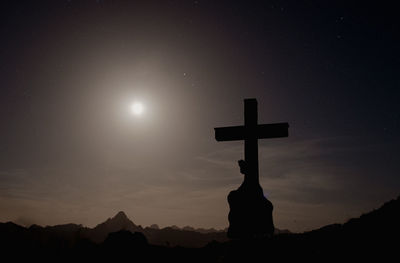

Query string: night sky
1 1 399 232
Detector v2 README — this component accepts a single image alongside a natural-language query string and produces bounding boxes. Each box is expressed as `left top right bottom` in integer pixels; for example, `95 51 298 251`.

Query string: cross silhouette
215 98 289 185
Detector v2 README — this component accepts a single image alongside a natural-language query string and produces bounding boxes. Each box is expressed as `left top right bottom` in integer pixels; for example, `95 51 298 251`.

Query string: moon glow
131 101 145 116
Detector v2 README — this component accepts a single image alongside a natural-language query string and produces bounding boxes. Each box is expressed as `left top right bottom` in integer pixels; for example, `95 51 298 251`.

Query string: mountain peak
113 211 128 220
105 211 133 227
90 211 141 242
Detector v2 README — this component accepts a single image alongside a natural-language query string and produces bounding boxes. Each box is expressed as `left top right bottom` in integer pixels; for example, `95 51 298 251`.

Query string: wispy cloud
0 135 398 232
186 135 400 231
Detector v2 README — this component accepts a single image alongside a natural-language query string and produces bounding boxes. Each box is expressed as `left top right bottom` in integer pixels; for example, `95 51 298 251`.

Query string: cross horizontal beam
214 122 289 142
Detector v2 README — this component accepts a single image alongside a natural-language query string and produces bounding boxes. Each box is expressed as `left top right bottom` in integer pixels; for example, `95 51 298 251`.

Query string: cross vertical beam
244 99 259 185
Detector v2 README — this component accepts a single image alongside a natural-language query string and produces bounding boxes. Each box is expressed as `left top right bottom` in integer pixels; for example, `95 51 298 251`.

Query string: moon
131 101 145 116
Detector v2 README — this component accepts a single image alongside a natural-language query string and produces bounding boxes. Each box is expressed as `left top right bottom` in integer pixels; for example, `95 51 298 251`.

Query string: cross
214 98 289 185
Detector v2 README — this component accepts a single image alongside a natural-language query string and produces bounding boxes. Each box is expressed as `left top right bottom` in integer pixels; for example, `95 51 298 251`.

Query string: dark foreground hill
1 195 399 262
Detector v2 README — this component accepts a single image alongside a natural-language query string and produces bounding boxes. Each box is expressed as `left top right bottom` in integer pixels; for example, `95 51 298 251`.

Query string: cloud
189 135 400 231
1 135 398 232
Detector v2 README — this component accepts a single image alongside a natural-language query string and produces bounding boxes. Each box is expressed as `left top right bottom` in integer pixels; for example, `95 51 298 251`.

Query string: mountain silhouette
88 211 142 242
94 211 139 232
0 211 228 248
1 195 398 262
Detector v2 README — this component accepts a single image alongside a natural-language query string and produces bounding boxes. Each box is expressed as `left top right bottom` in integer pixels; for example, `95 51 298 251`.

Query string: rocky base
227 184 274 239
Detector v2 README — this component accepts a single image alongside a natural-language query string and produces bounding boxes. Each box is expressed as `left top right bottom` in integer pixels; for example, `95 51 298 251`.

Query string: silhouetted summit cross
215 99 289 185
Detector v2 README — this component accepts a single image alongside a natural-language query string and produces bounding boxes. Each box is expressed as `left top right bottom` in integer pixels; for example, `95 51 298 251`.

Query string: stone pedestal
227 182 274 239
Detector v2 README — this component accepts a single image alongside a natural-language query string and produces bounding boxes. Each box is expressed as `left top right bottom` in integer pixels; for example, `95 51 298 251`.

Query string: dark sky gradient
1 1 399 232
